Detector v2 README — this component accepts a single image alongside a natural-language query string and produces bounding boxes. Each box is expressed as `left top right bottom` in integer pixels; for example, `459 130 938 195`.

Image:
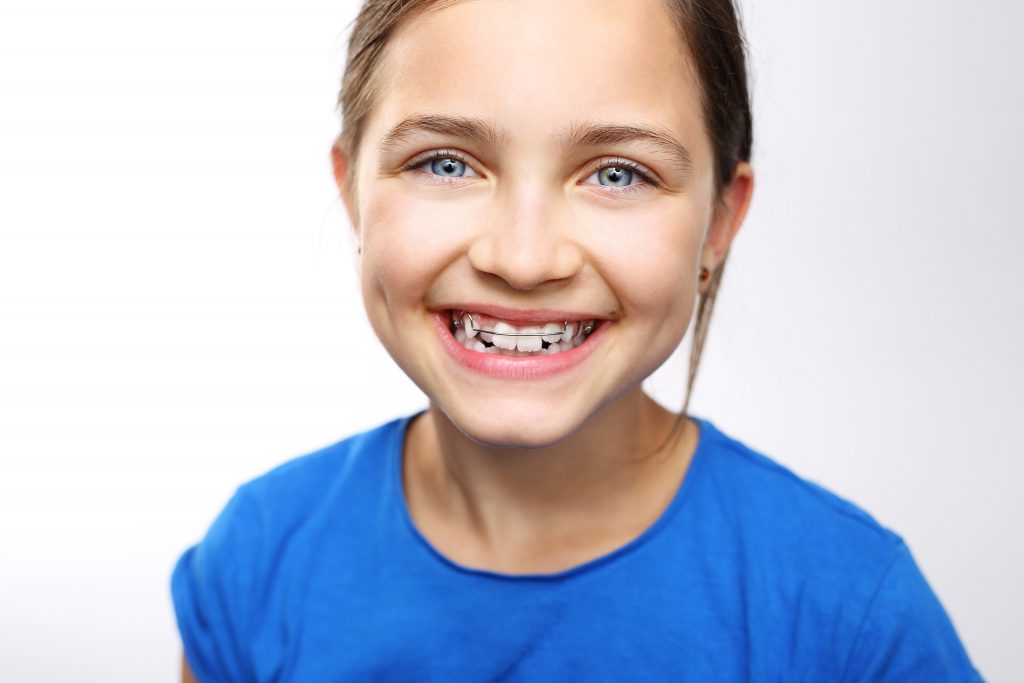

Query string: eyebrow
378 114 693 175
559 120 693 175
378 114 509 153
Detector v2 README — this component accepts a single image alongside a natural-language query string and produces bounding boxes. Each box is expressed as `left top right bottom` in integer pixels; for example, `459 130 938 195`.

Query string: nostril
466 228 584 291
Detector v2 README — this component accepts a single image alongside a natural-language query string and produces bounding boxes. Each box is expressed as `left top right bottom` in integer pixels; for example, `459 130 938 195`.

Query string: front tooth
560 323 576 344
462 312 477 338
545 342 562 355
491 321 518 350
516 330 543 353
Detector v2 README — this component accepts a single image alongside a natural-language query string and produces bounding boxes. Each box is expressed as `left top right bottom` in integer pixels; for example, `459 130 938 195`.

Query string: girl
172 0 981 680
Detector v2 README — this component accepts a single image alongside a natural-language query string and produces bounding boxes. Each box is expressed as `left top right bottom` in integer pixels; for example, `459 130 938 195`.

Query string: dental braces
453 313 594 337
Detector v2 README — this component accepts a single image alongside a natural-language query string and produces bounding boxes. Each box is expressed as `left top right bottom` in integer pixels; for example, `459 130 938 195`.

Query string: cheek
359 190 465 308
588 201 705 319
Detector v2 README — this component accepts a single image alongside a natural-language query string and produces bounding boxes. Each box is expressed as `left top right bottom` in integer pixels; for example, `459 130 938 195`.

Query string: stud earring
699 266 710 282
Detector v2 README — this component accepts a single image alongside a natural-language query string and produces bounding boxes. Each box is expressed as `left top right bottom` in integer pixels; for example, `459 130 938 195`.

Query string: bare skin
181 653 197 683
403 389 701 574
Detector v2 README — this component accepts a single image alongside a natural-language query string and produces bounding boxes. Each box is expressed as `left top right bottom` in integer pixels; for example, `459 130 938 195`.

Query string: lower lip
432 312 608 380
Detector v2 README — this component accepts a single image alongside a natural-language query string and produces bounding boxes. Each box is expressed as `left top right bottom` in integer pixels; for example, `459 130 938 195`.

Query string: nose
466 183 584 291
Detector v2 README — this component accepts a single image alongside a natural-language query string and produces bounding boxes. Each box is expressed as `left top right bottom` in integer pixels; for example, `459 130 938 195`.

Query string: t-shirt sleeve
171 486 263 683
841 541 984 683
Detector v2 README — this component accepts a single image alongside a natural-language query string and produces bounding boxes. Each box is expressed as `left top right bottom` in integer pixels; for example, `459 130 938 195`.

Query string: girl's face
340 0 746 447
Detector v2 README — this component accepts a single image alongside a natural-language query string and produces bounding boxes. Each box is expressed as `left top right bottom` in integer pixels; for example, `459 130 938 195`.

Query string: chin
438 400 591 450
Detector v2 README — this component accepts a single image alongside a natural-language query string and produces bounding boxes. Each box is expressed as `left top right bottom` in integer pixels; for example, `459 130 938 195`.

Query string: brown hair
334 0 752 420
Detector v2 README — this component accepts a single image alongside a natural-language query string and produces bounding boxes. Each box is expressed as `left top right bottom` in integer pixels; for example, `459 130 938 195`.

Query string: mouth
446 309 600 357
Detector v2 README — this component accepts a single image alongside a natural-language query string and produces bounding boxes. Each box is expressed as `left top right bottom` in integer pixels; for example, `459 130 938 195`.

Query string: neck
403 388 697 570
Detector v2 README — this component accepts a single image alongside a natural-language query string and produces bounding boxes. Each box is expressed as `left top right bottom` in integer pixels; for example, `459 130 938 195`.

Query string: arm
182 651 199 683
171 487 262 683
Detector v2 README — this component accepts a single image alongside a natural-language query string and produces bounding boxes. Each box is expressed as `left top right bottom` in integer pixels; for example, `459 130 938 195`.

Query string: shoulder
686 418 902 653
693 417 902 562
177 411 413 593
235 412 414 516
688 418 981 681
170 413 416 681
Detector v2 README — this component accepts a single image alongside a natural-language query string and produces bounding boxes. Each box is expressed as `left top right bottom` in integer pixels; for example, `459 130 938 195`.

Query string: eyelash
587 157 660 195
401 148 469 183
401 148 661 195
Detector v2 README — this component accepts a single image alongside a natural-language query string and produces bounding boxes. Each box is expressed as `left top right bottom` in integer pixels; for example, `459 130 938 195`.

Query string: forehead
365 0 708 162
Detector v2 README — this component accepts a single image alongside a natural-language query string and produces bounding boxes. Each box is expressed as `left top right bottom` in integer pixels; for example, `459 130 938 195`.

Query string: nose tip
466 191 584 290
468 238 582 291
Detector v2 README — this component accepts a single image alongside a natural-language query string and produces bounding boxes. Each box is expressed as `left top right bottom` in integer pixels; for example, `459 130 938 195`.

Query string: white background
0 0 1019 680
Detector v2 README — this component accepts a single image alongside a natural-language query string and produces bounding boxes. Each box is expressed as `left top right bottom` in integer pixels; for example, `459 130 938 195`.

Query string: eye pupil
600 166 632 187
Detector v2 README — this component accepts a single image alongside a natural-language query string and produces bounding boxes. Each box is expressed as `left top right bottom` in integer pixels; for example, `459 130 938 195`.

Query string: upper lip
440 303 608 324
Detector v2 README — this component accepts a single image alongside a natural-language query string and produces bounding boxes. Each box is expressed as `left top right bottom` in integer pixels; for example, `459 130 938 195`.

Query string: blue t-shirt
171 413 982 682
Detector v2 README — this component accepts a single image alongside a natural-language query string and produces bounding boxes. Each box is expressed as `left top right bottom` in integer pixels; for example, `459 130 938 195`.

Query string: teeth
452 310 597 356
491 321 518 350
515 333 543 353
541 322 563 343
457 333 582 357
461 312 477 338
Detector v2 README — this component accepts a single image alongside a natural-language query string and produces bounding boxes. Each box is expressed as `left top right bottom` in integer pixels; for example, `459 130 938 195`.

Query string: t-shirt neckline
389 410 717 582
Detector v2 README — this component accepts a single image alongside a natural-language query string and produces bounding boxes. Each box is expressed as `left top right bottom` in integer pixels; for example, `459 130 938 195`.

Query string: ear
699 161 754 294
330 140 360 241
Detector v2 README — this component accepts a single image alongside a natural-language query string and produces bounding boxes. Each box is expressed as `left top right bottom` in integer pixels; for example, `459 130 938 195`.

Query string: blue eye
403 149 480 184
403 149 658 195
597 166 634 187
429 157 468 177
583 159 658 195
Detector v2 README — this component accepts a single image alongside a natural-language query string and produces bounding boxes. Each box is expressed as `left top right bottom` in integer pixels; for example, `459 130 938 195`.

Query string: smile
449 310 597 356
433 308 609 380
